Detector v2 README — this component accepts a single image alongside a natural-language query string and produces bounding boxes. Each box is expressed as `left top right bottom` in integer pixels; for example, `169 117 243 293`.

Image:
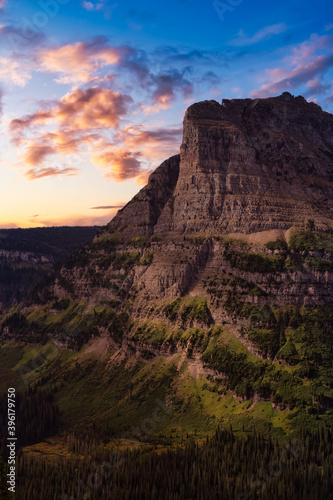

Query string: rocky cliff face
11 94 333 431
111 92 333 235
108 155 180 238
54 93 333 315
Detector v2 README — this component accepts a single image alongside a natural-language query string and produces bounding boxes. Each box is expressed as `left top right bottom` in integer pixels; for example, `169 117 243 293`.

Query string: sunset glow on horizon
1 0 333 228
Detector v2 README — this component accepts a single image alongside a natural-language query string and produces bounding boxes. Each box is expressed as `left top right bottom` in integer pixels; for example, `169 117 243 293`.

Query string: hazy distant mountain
0 226 99 307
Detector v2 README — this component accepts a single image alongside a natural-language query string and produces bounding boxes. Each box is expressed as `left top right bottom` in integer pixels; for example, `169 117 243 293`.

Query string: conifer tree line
2 425 332 499
0 388 59 458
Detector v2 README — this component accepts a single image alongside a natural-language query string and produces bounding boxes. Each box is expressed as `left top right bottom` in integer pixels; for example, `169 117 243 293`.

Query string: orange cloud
11 87 132 134
24 166 80 180
92 148 143 181
24 144 55 166
135 169 153 186
10 86 132 169
10 70 181 184
38 40 121 84
36 39 194 115
10 110 52 134
90 124 181 183
14 131 98 168
118 125 182 163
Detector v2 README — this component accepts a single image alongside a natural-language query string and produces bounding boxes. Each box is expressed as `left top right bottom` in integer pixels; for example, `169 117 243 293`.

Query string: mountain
48 93 333 312
111 92 333 236
1 93 333 499
0 226 99 308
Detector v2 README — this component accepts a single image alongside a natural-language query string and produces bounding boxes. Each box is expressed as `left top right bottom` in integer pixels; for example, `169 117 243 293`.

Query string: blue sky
0 0 332 227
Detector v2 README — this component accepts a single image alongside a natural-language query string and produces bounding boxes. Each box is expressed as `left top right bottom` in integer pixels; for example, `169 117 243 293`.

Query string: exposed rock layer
54 94 333 312
111 93 333 236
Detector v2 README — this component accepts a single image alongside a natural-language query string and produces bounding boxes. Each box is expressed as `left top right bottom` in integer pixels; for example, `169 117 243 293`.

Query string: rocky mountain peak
110 93 333 237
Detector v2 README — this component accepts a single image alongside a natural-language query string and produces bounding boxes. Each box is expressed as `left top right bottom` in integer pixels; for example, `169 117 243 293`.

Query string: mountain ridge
2 93 333 450
107 92 333 239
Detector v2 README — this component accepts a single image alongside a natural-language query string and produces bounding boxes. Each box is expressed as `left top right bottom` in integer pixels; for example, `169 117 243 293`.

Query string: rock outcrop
111 92 333 235
108 155 180 237
54 93 333 312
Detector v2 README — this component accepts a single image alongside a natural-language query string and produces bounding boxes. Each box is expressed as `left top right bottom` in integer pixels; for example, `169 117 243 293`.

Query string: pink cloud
10 86 132 169
38 40 121 84
250 34 333 98
11 87 131 134
24 166 80 180
91 124 181 183
92 148 143 182
0 57 31 86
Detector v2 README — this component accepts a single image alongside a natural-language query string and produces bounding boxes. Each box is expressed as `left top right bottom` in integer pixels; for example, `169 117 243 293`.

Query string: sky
0 0 332 228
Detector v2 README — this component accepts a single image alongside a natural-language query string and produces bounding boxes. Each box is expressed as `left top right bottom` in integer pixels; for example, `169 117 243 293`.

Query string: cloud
0 24 46 51
250 54 333 97
11 86 132 135
38 38 121 84
151 71 192 109
92 148 143 182
36 39 196 112
82 1 102 10
9 37 195 183
24 166 80 180
9 74 182 185
117 125 182 165
141 70 193 114
249 33 333 98
0 57 32 86
230 23 287 46
55 87 131 130
13 131 99 168
0 0 6 8
10 85 133 171
91 124 181 183
0 87 3 115
82 0 115 18
305 77 331 95
24 144 55 166
90 205 125 209
135 169 153 186
10 110 52 135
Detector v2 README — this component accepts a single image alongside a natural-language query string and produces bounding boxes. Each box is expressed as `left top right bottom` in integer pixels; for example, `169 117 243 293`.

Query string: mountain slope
2 93 333 444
